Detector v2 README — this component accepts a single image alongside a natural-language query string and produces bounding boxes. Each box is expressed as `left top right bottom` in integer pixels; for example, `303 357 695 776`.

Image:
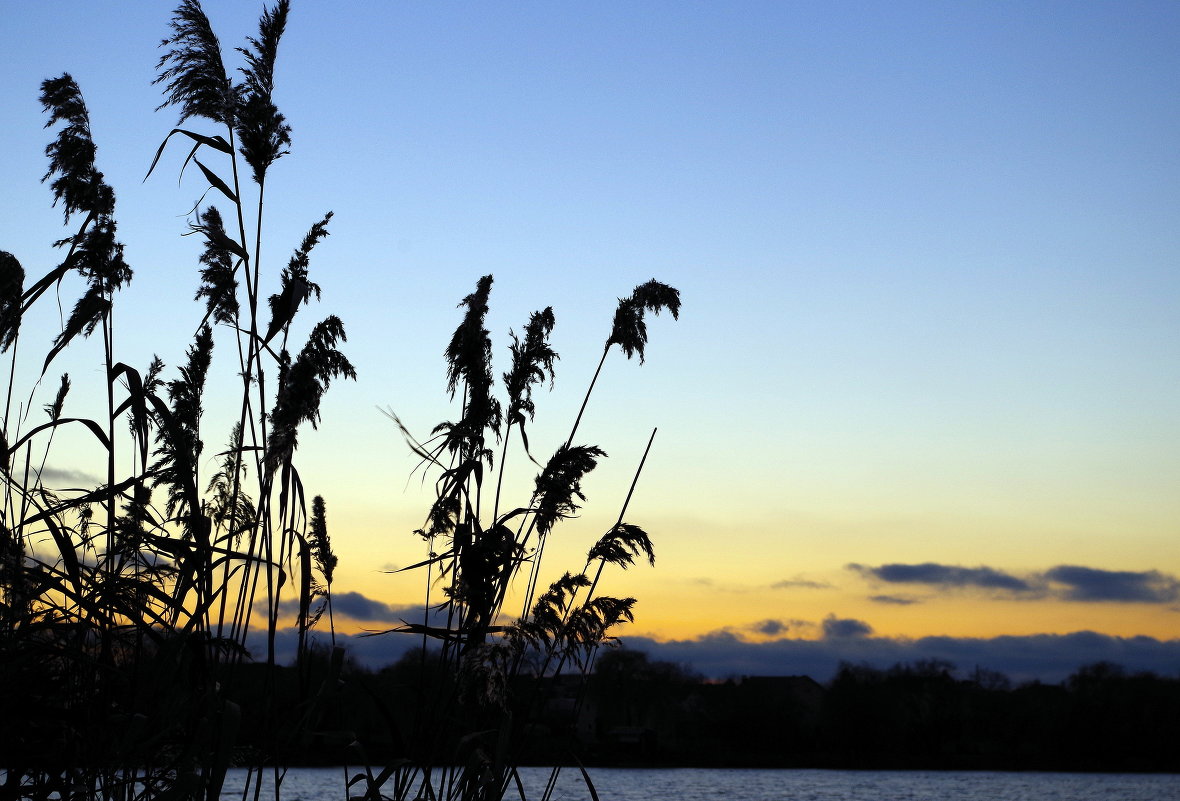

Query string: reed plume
235 0 292 184
155 0 234 126
38 75 133 369
588 522 655 569
192 206 240 325
264 211 330 343
150 325 213 531
0 252 23 353
503 307 558 443
606 278 681 363
266 315 356 471
531 444 606 538
566 278 679 448
440 275 503 467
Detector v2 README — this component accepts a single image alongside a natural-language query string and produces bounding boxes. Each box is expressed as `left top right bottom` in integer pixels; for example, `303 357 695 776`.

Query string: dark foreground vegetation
1 2 680 799
7 1 1169 798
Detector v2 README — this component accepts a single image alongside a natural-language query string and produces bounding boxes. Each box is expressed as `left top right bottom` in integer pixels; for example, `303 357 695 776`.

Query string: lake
221 766 1180 801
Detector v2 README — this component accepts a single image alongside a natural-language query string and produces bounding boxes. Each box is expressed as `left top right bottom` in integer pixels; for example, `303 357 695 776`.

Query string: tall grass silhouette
0 3 679 800
368 275 678 801
2 2 351 799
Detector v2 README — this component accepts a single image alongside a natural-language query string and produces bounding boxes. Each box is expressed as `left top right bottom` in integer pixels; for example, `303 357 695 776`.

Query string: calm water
221 766 1180 801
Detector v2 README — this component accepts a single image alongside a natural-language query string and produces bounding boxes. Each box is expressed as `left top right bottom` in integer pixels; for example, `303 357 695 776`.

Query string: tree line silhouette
232 646 1180 772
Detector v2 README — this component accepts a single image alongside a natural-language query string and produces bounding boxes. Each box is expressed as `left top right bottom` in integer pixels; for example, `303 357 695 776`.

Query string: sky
1 1 1178 683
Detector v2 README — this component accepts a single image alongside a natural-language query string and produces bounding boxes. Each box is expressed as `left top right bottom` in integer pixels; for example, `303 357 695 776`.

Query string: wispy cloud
771 577 832 590
870 594 920 605
38 466 101 486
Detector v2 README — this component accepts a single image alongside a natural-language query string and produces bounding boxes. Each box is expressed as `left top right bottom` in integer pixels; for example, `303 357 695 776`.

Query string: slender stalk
491 423 512 523
586 427 656 604
565 345 610 450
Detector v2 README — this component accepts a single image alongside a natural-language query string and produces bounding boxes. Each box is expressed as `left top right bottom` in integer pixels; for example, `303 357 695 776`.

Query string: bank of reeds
2 2 352 799
0 3 679 801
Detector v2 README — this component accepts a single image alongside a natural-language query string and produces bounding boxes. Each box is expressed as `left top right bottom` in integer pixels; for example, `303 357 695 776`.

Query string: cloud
1045 566 1180 603
619 630 1180 684
870 594 920 605
850 561 1180 606
750 619 788 636
850 562 1034 593
266 591 421 623
244 624 1180 688
821 615 872 639
245 627 420 669
331 591 420 622
771 578 832 590
38 466 101 486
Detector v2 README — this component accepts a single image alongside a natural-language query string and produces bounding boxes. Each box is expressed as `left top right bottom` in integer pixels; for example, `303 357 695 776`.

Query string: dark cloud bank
618 628 1180 685
254 626 1180 686
254 585 1180 685
254 624 1180 688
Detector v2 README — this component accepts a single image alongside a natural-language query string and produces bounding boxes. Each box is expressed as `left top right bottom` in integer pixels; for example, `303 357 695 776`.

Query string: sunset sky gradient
2 1 1177 681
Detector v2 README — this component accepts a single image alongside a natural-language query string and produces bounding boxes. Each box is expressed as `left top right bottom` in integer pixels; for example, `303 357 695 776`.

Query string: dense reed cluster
367 271 677 801
0 3 679 801
2 2 353 798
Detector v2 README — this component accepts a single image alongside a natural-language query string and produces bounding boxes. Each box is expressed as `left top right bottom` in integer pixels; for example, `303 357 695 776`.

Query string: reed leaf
193 157 238 203
145 127 233 183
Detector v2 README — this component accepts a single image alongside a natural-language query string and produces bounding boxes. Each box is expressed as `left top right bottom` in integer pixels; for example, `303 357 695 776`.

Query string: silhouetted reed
366 275 678 801
1 3 679 801
2 3 350 799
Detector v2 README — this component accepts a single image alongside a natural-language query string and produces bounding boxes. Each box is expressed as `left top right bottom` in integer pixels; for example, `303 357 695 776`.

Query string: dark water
222 766 1180 801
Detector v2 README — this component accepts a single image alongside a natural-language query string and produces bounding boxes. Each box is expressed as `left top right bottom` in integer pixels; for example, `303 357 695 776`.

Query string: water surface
222 766 1180 801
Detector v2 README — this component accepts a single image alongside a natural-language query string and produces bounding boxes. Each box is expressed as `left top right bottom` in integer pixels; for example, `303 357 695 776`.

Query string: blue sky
2 1 1178 681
